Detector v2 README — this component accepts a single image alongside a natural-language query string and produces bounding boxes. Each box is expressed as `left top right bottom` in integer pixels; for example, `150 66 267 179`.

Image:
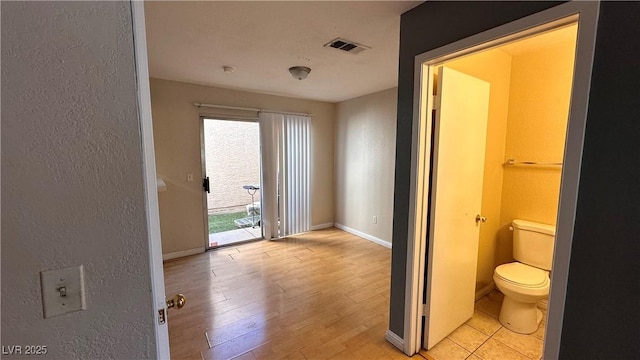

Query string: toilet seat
494 263 549 288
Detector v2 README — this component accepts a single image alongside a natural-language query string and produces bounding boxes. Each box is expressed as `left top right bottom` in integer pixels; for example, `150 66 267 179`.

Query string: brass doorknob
167 293 186 309
475 214 487 223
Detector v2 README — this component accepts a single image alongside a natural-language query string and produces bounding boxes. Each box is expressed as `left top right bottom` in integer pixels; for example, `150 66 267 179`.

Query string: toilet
493 219 556 334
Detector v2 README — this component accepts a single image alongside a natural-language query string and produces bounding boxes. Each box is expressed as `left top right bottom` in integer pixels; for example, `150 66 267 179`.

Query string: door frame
200 116 264 250
200 116 209 250
131 1 171 358
403 1 599 357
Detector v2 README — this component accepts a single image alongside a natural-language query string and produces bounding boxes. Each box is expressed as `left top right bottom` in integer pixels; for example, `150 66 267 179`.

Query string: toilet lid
495 263 548 288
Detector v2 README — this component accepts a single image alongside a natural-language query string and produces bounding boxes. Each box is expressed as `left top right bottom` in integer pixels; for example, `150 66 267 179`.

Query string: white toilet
493 219 556 334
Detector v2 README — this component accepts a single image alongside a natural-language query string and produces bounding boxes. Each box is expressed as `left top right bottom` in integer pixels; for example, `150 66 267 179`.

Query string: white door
423 67 490 350
131 2 171 358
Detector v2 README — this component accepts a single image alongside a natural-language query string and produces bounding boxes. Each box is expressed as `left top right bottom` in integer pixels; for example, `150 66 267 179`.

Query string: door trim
403 1 599 357
200 116 210 250
130 1 171 358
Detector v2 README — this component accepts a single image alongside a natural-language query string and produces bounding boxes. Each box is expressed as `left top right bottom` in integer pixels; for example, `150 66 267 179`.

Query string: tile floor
422 291 546 360
209 226 262 247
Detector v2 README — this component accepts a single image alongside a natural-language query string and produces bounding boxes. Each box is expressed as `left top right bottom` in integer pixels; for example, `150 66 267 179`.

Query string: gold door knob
475 214 487 223
167 293 186 309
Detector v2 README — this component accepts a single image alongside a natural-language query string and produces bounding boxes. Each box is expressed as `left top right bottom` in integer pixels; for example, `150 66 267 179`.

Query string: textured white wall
1 2 156 358
335 88 397 243
204 120 261 211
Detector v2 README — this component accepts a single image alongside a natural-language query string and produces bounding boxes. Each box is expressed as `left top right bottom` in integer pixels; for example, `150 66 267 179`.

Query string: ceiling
144 1 422 103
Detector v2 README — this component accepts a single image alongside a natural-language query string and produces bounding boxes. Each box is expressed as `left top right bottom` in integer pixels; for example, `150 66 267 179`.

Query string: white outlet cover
40 265 86 318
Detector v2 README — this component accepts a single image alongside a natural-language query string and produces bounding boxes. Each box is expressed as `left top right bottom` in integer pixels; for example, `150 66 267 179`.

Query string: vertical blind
259 112 281 240
259 112 311 239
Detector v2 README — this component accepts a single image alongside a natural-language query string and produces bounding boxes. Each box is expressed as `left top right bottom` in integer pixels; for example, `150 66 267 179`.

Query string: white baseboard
385 330 404 351
475 281 496 301
162 247 204 261
334 223 392 249
310 222 334 231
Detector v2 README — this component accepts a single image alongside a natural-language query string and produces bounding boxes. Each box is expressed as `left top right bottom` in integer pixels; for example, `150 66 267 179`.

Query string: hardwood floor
163 228 421 360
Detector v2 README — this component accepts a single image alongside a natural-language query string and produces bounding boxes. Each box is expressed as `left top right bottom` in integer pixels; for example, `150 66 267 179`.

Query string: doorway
403 2 599 358
201 118 263 248
422 23 578 358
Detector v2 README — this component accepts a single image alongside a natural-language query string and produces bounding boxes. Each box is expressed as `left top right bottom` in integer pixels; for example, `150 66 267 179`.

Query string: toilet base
498 295 542 334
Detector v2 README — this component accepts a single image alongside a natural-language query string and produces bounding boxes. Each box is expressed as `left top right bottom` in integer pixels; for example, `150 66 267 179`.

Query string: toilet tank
512 219 556 270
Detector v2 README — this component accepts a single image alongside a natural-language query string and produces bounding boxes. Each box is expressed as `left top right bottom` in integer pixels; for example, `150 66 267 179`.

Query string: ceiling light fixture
289 66 311 80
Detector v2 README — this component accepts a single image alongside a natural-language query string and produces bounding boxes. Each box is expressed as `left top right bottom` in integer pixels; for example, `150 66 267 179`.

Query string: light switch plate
40 265 86 318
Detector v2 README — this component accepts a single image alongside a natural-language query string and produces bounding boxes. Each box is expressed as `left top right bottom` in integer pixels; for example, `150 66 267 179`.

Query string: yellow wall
151 78 336 255
497 39 577 264
446 49 512 293
443 31 577 292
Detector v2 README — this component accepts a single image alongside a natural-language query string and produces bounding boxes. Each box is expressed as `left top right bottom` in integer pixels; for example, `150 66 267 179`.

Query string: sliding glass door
201 118 262 248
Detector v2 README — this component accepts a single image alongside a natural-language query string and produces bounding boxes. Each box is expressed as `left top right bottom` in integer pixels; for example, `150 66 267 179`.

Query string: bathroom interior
423 23 578 360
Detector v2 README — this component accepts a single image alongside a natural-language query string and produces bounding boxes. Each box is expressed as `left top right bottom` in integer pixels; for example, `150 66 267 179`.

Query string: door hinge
158 308 167 324
422 304 429 317
432 95 439 110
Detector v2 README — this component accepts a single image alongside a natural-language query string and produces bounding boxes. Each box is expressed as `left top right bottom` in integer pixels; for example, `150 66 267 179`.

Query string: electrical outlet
373 216 378 224
187 173 194 182
40 265 86 318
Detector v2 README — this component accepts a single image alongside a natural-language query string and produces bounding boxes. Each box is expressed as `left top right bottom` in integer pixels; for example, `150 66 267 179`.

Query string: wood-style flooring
163 227 421 360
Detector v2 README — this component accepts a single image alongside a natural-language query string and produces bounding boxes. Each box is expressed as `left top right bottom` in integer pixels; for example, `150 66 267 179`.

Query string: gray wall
390 1 640 358
1 2 157 359
558 3 640 357
389 0 561 337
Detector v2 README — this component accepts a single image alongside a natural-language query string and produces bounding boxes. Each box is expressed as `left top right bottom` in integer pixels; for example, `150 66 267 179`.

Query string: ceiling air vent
324 38 371 55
